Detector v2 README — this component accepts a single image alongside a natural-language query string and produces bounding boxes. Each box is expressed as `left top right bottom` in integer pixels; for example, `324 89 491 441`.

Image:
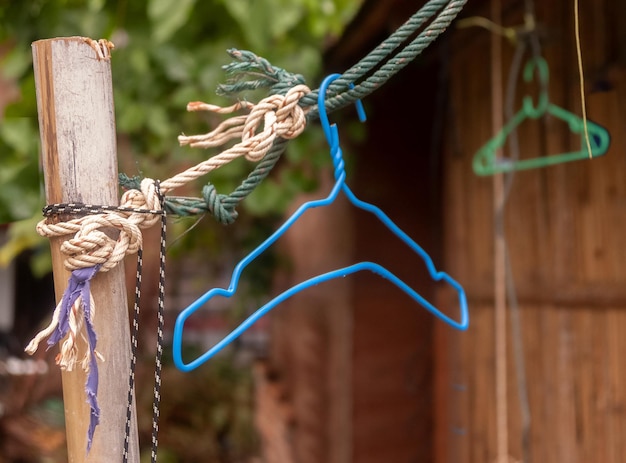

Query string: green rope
121 0 466 224
119 138 287 223
303 0 467 116
217 49 306 96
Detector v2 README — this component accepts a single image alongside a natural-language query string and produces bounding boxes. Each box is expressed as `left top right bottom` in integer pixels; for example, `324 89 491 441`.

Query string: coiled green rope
121 0 467 224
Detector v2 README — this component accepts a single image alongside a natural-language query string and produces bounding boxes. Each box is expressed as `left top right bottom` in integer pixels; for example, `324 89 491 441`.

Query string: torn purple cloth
47 264 101 453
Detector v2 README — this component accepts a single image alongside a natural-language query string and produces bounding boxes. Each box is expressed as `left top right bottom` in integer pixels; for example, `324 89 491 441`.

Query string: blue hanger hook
318 74 367 144
318 74 367 181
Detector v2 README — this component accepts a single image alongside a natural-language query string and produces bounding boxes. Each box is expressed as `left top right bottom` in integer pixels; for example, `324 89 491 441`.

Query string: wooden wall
265 59 442 462
350 58 441 463
264 29 443 463
260 1 626 461
437 0 626 461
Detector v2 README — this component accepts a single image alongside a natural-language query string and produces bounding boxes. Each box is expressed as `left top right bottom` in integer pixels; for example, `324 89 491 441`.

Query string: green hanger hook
522 57 549 118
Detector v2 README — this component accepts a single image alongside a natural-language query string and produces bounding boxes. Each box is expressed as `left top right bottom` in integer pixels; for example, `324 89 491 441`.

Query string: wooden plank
606 307 626 461
521 304 541 463
32 37 139 462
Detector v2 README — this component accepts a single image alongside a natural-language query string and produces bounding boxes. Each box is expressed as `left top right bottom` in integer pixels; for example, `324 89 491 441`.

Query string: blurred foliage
137 354 258 462
0 1 363 461
0 0 362 267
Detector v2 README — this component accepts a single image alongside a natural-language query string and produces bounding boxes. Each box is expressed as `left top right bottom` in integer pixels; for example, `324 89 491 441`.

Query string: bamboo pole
489 0 509 461
32 37 140 462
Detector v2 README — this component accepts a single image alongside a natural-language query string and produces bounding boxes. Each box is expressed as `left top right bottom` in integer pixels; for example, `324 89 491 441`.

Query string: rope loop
202 184 238 224
60 215 141 271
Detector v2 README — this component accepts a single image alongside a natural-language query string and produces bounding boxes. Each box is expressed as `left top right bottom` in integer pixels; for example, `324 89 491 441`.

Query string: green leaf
148 0 197 43
4 75 36 117
0 215 46 267
269 0 304 39
207 156 249 193
128 47 151 75
117 102 146 132
146 105 170 138
221 0 270 49
281 166 317 194
244 178 290 216
0 117 37 154
30 248 52 278
171 85 201 107
0 161 41 223
87 0 105 12
0 44 32 79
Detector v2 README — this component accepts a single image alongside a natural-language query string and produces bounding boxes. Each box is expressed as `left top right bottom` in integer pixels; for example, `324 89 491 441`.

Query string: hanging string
491 1 543 461
502 40 532 463
121 182 166 463
574 0 592 159
503 2 541 460
123 247 143 462
151 182 167 463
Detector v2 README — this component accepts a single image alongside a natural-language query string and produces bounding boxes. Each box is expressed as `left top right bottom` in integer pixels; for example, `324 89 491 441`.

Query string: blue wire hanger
173 73 469 372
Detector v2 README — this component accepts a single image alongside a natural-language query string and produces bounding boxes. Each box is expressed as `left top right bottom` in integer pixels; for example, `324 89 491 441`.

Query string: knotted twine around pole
30 79 312 280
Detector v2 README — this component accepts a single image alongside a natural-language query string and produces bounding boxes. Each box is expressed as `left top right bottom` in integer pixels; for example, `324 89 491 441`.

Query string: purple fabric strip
47 264 101 453
82 275 99 454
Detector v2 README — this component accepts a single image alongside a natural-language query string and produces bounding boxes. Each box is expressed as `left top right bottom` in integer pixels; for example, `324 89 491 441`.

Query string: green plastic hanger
473 57 610 176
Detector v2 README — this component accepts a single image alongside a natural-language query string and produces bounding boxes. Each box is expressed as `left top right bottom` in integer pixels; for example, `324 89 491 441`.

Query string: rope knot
56 213 142 272
171 84 310 192
37 179 164 274
120 178 163 227
241 84 310 161
202 184 238 224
